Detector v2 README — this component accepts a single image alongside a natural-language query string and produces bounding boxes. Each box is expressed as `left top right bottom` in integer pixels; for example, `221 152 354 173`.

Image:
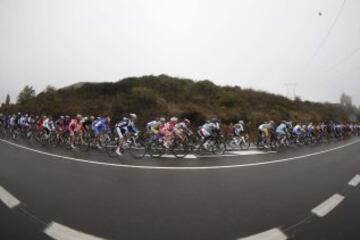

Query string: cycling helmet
184 118 191 125
239 120 244 125
90 116 95 120
170 117 178 122
159 117 166 123
129 113 137 119
270 120 275 125
60 116 65 119
76 114 82 119
211 118 219 123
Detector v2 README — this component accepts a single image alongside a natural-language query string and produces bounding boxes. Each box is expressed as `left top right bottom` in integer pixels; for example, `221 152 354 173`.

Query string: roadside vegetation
1 74 359 131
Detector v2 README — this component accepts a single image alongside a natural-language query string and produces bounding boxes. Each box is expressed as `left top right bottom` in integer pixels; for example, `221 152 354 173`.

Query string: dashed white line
238 228 287 240
311 193 345 217
44 222 106 240
0 138 359 170
0 185 21 208
348 174 360 187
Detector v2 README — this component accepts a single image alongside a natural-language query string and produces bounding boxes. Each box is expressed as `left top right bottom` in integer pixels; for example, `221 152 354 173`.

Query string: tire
239 135 251 150
172 138 190 159
229 138 239 150
212 139 226 155
129 140 147 159
149 140 165 158
105 139 118 158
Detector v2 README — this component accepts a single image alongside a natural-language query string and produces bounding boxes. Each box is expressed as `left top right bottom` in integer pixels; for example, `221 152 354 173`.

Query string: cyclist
198 118 221 150
0 113 4 126
232 120 245 137
276 121 291 145
146 117 166 135
15 112 22 128
55 116 65 131
306 122 315 138
174 118 193 140
19 114 28 130
9 114 16 128
43 116 55 139
258 121 275 146
92 116 111 148
115 113 138 156
292 123 303 143
159 116 178 148
81 116 95 133
69 114 83 149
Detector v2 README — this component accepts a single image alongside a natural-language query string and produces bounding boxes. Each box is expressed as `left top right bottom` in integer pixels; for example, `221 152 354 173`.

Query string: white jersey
43 118 55 131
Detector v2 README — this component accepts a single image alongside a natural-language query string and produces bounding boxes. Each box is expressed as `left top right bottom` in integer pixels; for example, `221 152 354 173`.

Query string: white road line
0 138 359 170
44 222 106 240
311 193 345 217
348 174 360 187
238 228 287 240
162 154 197 159
144 154 197 159
0 185 21 208
230 150 276 156
197 150 275 158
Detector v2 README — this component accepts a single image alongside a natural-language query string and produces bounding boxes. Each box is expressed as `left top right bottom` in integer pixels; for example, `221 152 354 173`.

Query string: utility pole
284 83 297 100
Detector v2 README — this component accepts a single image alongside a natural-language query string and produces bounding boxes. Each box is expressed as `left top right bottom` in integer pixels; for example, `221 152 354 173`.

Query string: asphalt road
0 137 359 240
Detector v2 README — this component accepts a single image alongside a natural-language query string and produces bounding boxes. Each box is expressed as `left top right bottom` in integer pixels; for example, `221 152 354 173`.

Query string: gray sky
0 0 360 105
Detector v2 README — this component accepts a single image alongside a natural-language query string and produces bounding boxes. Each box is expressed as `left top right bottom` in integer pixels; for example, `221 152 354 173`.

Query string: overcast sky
0 0 359 105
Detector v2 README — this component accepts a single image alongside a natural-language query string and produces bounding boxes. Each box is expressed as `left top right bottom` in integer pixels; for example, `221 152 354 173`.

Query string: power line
309 0 347 61
327 47 360 70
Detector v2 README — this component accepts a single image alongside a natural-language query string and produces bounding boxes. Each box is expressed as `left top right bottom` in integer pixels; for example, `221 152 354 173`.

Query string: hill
1 75 359 129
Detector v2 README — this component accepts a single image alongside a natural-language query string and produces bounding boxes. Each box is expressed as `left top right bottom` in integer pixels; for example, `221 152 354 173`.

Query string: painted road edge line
44 222 106 240
0 185 21 208
348 174 360 187
238 228 287 240
230 150 276 156
1 138 360 170
311 193 345 217
144 154 197 159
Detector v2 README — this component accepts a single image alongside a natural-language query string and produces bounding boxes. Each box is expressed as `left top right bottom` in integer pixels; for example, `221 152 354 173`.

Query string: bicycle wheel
149 139 165 158
228 138 239 150
212 139 226 155
172 138 190 159
78 135 90 152
105 139 118 157
49 133 60 148
129 139 147 159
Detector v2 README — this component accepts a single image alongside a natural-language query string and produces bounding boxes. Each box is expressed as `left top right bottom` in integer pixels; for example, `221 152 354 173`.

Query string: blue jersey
92 118 107 130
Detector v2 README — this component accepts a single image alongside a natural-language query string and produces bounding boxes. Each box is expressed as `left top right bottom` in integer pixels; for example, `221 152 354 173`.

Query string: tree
340 93 352 108
17 85 36 104
44 85 56 93
5 94 10 105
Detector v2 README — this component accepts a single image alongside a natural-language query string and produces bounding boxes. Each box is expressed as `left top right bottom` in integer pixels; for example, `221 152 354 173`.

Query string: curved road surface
0 138 359 240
